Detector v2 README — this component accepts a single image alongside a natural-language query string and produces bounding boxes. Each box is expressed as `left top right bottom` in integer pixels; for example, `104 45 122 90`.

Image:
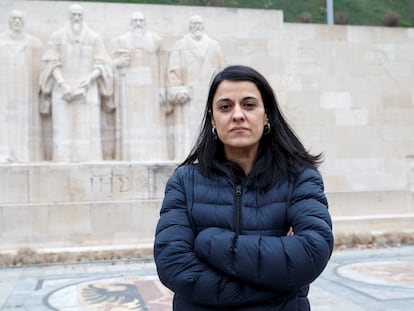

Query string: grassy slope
83 0 414 26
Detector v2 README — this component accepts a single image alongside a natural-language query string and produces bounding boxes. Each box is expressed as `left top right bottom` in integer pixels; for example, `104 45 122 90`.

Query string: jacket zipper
234 184 242 234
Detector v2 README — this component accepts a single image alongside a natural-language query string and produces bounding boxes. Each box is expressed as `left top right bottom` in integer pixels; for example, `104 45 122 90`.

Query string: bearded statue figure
39 4 114 162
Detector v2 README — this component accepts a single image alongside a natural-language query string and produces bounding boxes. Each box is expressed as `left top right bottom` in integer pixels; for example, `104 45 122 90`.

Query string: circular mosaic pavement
45 275 173 311
337 260 414 287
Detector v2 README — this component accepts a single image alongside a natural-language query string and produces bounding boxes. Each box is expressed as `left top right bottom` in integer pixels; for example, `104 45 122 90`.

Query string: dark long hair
180 65 323 189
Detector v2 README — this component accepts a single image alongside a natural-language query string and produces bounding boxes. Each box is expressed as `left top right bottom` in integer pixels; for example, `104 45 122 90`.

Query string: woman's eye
244 102 256 109
219 104 231 111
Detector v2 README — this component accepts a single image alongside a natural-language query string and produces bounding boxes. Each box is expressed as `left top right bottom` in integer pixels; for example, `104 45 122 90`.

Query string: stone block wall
0 162 176 249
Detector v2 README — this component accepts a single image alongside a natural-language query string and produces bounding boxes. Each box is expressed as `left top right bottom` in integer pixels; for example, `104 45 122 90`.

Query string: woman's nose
232 104 245 121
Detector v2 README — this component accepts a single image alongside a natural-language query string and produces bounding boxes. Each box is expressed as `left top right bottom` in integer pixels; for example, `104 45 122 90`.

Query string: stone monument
39 4 114 162
0 10 43 163
164 14 225 160
110 10 167 161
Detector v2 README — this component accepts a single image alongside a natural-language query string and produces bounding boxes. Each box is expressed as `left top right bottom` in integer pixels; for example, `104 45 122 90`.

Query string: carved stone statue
165 15 225 160
0 10 43 163
110 11 166 161
167 15 225 92
39 4 114 162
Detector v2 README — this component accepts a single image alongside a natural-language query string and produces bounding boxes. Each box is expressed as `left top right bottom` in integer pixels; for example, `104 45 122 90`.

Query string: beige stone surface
0 163 175 249
0 9 43 163
0 1 413 250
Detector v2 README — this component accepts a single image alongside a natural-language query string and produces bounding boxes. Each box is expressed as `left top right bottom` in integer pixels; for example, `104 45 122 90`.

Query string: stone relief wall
0 3 226 163
0 10 43 163
2 1 412 195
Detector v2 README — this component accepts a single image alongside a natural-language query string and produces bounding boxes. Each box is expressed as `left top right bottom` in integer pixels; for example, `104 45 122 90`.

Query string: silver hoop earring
212 127 218 140
263 123 271 135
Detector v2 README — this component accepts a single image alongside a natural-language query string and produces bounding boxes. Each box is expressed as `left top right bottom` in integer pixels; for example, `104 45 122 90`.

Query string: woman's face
211 80 268 157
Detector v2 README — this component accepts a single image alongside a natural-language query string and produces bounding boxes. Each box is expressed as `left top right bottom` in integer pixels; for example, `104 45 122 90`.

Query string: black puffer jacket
154 161 333 310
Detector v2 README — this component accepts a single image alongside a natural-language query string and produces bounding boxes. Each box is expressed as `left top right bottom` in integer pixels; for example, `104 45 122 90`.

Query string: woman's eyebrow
214 97 232 104
216 95 258 102
241 95 258 101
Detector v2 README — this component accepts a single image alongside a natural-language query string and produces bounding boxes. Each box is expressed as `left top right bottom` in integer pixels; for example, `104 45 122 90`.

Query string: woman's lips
230 126 248 132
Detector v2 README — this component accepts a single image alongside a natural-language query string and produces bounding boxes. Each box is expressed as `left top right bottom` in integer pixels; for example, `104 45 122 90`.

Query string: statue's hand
113 49 130 68
115 54 130 68
166 86 192 107
71 87 87 101
176 90 191 105
177 93 191 105
79 76 92 90
59 82 72 101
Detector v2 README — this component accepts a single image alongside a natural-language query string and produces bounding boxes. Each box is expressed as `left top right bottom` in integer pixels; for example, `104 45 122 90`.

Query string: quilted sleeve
194 167 333 291
153 167 283 308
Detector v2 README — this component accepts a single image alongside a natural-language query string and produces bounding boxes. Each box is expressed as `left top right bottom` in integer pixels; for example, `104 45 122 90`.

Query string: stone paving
0 245 413 310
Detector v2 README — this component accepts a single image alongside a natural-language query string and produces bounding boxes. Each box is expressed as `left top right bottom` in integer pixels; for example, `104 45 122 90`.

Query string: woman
154 65 334 310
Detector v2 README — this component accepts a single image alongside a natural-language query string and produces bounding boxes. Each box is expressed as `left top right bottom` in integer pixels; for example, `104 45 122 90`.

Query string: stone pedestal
0 162 176 250
327 191 414 235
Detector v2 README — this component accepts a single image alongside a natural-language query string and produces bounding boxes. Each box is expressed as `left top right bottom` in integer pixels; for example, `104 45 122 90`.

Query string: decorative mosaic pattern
48 276 173 311
347 262 414 287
